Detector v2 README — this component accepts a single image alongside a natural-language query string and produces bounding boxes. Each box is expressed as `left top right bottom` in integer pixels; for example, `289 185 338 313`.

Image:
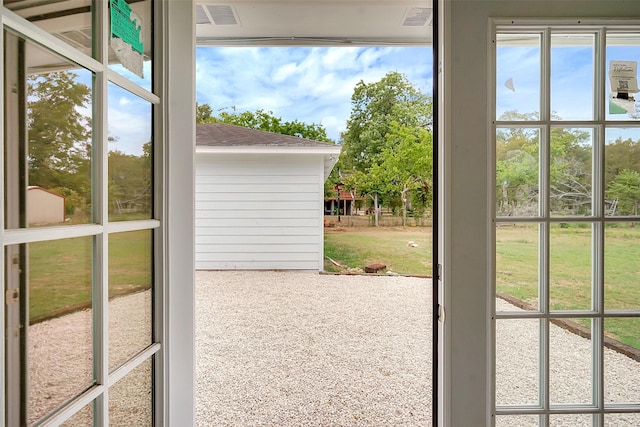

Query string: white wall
165 0 195 425
441 1 640 426
195 153 324 270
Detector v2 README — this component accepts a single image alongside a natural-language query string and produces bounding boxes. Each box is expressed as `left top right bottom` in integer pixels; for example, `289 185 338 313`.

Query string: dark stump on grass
364 263 386 273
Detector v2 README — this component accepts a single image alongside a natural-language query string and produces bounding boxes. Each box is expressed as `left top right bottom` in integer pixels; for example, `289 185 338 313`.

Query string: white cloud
196 46 432 141
272 62 299 82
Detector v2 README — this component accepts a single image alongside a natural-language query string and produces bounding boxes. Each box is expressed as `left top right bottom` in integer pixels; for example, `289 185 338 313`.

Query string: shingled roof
196 122 337 148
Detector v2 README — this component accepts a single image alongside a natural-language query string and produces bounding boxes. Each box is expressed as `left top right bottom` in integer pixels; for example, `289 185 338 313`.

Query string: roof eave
196 145 342 155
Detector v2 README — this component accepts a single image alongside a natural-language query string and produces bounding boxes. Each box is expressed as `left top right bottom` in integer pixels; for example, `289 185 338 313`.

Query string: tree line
497 111 640 217
34 69 639 226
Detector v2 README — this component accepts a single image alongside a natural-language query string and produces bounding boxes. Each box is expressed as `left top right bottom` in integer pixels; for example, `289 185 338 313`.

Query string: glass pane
496 33 541 121
108 0 153 92
550 128 593 216
495 415 539 427
496 319 539 405
604 223 640 310
604 318 640 404
12 236 94 424
605 129 640 217
550 414 594 426
108 82 152 221
549 224 592 311
496 223 540 311
551 34 595 121
606 33 640 121
550 318 593 405
110 358 153 426
61 403 93 426
109 230 153 370
3 30 93 229
496 128 540 216
4 0 93 58
605 413 640 426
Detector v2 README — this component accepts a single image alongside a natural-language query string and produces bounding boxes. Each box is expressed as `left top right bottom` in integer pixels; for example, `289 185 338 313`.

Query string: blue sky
103 41 640 154
195 46 432 142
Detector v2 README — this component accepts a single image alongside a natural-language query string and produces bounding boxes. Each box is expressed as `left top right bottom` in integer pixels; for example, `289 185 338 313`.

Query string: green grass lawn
326 222 639 350
324 226 432 275
28 230 152 323
496 223 640 349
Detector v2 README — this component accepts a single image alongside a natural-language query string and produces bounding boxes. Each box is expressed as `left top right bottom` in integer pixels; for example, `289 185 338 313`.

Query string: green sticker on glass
110 0 143 54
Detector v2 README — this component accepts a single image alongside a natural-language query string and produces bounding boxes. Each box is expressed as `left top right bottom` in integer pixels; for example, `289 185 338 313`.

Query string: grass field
28 230 152 323
496 223 640 349
325 221 639 350
324 226 433 275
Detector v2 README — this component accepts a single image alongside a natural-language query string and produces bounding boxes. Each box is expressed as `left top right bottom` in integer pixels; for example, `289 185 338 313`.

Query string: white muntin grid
491 21 640 426
0 1 164 425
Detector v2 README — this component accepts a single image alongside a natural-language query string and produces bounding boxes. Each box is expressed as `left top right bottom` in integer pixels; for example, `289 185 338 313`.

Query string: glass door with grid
492 22 640 427
2 1 162 425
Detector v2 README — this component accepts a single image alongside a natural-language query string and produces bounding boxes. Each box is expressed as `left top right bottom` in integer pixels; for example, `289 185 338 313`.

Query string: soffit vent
402 7 432 27
196 4 211 25
54 28 92 50
196 4 239 26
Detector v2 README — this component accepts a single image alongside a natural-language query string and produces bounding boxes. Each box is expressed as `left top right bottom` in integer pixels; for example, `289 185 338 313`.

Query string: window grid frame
492 21 640 426
0 1 163 425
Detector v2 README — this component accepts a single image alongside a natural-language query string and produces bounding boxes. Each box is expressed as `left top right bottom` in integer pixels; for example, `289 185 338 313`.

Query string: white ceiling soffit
195 1 433 46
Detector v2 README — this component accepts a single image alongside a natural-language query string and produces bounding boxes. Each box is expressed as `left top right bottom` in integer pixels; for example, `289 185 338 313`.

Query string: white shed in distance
196 122 341 271
27 186 65 225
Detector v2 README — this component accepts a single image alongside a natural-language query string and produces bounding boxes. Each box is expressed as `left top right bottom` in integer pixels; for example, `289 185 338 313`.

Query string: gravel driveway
196 271 432 426
196 271 640 427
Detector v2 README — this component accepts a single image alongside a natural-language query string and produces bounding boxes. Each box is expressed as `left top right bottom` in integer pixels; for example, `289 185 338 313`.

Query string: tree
368 122 432 226
495 112 541 216
605 137 640 186
341 71 432 174
336 72 433 225
495 112 593 216
27 71 92 218
196 102 214 124
108 146 152 216
607 169 640 216
549 127 592 215
197 104 333 142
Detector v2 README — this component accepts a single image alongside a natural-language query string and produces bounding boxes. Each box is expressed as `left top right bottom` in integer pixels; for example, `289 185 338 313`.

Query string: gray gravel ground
196 271 640 427
196 271 432 426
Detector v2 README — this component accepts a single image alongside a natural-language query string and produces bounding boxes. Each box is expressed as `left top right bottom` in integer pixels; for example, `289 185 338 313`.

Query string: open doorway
194 46 434 425
193 1 436 425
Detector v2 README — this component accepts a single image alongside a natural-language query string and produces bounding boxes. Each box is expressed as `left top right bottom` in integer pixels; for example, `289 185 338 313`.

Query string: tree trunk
501 183 509 213
401 186 408 226
374 193 379 227
350 194 355 227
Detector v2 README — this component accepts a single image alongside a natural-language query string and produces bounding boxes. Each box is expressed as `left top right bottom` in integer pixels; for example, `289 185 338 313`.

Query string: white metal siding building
195 123 340 271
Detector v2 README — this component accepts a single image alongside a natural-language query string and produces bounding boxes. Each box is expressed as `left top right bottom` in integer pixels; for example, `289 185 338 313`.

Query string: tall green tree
341 71 432 174
28 71 91 187
335 72 432 225
27 71 92 216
